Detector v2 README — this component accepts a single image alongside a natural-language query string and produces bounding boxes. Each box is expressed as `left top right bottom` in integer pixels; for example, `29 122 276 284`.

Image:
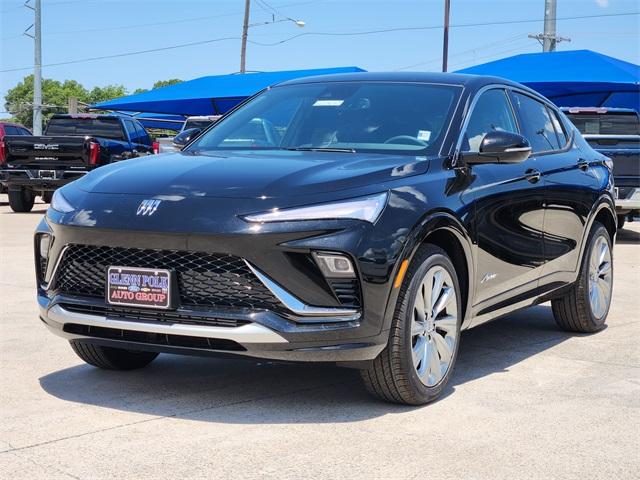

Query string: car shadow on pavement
39 304 577 422
616 227 639 245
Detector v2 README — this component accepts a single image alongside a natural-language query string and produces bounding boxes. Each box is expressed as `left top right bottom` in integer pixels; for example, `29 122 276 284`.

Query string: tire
69 340 159 370
616 215 626 230
360 244 462 405
551 222 613 333
8 188 34 212
42 191 53 203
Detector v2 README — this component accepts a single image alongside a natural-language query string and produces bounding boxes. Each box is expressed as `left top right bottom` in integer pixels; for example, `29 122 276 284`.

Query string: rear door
462 88 545 310
511 92 600 285
133 121 153 154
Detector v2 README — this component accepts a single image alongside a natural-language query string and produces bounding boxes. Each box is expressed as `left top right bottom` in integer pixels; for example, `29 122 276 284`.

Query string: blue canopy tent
129 113 185 131
456 50 639 110
92 66 365 116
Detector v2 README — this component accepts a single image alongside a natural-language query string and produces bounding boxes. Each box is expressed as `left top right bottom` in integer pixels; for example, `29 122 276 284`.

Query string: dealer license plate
107 266 172 309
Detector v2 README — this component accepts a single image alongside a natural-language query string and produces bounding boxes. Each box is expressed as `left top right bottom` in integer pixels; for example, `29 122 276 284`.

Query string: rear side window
511 92 560 152
564 112 640 135
3 126 19 135
19 127 31 135
123 120 139 142
134 122 151 145
549 109 568 147
45 117 126 140
462 89 518 152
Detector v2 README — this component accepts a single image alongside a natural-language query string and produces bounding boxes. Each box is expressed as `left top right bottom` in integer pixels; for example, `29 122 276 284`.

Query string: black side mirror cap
172 128 202 148
463 131 532 164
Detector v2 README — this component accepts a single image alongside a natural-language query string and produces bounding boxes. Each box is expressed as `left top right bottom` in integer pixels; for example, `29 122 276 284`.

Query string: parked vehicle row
36 72 616 405
153 115 220 154
0 114 153 212
562 107 639 228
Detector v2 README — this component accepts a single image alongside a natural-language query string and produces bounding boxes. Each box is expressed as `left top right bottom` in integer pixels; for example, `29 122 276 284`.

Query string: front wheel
551 222 613 333
360 244 462 405
8 188 34 212
69 340 159 370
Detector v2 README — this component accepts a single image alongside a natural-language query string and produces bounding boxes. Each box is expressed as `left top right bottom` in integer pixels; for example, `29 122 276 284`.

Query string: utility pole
239 0 251 73
442 0 451 72
528 0 570 52
33 0 42 134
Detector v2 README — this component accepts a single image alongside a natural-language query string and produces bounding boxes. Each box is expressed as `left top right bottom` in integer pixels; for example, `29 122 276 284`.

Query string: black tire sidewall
399 247 462 401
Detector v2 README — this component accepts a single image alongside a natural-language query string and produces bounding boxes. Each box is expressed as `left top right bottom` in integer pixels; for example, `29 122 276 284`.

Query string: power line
1 11 637 74
248 11 639 46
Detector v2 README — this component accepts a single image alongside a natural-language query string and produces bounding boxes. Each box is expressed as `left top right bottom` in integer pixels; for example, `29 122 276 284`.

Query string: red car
0 121 32 195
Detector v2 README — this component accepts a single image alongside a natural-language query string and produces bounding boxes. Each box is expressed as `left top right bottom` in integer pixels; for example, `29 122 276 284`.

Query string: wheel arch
580 195 617 263
383 211 476 332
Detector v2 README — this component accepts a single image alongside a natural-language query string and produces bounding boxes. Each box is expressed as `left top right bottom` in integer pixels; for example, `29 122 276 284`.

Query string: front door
461 88 546 311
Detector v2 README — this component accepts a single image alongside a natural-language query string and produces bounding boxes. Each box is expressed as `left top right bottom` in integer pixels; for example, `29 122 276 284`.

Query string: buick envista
35 73 616 404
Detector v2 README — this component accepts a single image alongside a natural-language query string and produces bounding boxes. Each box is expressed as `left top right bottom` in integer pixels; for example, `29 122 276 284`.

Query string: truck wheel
42 191 53 203
69 340 159 370
616 215 626 230
360 244 462 405
8 189 35 212
551 222 613 333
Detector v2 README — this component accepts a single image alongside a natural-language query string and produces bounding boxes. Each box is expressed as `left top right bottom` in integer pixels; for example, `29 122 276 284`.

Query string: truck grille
53 245 282 311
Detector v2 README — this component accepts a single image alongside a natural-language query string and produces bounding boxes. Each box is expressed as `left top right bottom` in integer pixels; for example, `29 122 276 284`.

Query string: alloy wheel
411 265 458 387
588 235 612 320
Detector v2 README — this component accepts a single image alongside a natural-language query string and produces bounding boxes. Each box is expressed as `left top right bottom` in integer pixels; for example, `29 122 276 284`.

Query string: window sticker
417 130 431 141
313 99 345 107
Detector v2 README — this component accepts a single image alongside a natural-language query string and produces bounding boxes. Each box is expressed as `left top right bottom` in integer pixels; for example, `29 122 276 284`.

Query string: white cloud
595 0 610 7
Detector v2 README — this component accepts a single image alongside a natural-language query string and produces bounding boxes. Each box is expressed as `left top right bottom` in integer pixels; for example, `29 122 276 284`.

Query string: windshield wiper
283 146 356 153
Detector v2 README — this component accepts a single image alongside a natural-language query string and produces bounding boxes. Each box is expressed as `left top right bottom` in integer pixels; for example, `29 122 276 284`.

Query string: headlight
242 192 388 223
50 189 74 213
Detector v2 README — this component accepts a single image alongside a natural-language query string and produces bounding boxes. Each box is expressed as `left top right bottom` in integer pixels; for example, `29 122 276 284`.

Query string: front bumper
615 187 640 214
39 293 387 363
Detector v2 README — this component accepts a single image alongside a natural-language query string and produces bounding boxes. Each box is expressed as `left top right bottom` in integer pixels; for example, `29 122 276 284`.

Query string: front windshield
187 82 461 155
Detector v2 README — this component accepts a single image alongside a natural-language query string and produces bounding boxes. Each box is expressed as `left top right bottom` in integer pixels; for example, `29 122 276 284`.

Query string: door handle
525 168 541 183
577 158 589 171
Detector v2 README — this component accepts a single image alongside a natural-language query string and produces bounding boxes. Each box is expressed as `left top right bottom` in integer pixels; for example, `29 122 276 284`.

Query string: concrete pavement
1 195 639 479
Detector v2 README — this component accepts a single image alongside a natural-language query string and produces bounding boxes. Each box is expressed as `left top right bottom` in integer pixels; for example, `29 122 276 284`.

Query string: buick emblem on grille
136 199 161 216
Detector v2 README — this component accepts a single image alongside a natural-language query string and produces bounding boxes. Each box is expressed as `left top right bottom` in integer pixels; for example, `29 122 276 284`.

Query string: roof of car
0 121 28 128
276 71 529 90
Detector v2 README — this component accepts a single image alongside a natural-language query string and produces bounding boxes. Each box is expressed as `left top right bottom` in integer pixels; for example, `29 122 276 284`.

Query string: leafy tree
133 78 182 95
4 76 181 128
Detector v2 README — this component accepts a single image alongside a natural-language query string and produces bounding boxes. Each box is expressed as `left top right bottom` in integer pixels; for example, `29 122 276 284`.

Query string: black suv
35 73 615 405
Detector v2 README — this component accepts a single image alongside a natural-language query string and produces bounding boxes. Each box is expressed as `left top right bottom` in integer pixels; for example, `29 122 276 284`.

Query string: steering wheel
384 135 428 146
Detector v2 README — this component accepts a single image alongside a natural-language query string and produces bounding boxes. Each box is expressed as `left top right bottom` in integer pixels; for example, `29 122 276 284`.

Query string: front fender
380 210 475 333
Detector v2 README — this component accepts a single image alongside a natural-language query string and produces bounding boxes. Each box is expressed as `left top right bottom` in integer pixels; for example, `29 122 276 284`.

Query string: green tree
133 78 182 95
4 75 128 128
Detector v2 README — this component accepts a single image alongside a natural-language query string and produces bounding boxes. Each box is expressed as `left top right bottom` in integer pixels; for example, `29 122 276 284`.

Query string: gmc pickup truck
563 107 640 228
0 114 153 212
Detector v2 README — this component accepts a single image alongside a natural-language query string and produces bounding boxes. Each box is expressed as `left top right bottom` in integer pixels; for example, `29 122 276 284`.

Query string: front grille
53 245 281 311
328 279 361 308
60 303 252 328
63 323 246 351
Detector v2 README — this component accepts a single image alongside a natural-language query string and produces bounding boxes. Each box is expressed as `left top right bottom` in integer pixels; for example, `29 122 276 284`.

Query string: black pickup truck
0 114 153 212
563 107 640 228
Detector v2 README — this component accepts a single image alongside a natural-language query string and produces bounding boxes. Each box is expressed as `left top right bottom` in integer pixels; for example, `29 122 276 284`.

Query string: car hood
75 149 431 199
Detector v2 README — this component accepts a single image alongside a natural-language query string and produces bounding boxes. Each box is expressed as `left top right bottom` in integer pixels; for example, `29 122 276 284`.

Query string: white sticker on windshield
313 99 345 107
417 130 431 141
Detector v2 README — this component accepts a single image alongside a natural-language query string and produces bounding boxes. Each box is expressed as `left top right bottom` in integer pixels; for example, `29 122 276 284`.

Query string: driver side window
463 89 518 152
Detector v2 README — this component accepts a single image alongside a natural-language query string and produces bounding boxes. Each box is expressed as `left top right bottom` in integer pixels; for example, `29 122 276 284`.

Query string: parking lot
0 194 638 479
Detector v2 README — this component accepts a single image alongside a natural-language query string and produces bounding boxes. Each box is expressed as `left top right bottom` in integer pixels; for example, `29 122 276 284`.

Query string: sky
1 0 638 112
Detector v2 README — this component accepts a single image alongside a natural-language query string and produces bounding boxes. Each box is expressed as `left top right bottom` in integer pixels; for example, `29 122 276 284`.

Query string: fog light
39 234 51 260
313 252 355 278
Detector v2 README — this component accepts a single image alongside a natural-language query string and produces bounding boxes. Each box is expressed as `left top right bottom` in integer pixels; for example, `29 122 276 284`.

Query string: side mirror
172 128 202 148
464 131 532 164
